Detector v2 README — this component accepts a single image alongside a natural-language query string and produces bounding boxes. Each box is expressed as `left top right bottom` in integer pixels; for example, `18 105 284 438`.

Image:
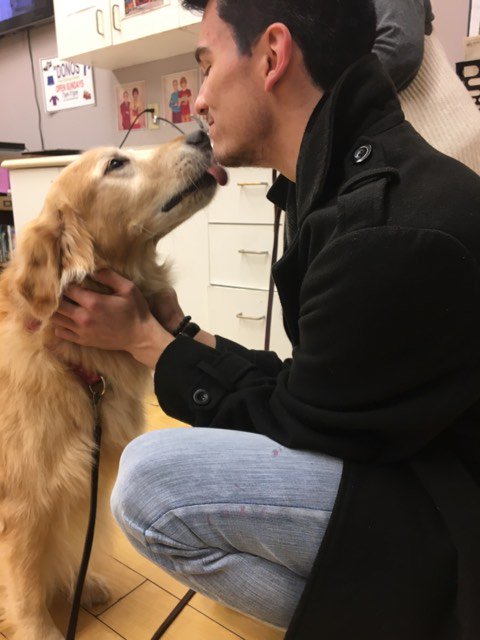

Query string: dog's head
9 131 226 321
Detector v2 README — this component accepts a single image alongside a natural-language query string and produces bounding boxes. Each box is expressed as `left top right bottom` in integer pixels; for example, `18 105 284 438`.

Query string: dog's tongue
207 163 228 186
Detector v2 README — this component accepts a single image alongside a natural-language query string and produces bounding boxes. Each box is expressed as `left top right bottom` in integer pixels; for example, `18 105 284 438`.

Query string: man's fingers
61 284 99 309
51 310 77 330
93 269 134 295
53 326 82 343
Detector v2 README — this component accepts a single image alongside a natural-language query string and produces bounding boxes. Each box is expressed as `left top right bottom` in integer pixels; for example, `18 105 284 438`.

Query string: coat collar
267 54 405 228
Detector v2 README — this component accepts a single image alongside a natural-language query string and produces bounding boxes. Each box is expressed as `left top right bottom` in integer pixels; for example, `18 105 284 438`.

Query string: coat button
353 144 372 164
193 388 210 406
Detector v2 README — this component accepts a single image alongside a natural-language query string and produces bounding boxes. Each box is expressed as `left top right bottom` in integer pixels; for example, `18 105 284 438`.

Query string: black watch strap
179 321 201 338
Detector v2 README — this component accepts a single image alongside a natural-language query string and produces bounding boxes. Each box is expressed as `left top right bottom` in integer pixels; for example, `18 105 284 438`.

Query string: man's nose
185 129 211 152
194 89 208 118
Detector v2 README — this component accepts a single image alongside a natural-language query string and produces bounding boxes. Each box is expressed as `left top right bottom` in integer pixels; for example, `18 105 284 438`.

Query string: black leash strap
66 375 195 639
265 169 282 350
150 588 196 639
66 376 106 640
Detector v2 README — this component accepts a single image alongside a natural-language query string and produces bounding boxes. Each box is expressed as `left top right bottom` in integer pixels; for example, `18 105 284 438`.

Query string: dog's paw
81 573 111 608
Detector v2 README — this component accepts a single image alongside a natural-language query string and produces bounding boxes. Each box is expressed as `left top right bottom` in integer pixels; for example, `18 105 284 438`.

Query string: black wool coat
155 54 480 640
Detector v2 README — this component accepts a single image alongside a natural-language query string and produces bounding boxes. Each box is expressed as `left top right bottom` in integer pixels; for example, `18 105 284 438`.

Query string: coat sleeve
154 227 480 463
214 335 285 377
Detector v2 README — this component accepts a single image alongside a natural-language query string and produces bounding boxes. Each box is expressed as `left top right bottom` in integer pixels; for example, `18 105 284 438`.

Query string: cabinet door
54 0 112 60
111 0 179 44
156 210 209 328
178 3 201 28
9 167 63 235
208 285 292 360
108 0 200 63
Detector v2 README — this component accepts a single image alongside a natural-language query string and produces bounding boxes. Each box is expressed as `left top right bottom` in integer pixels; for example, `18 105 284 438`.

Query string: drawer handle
112 4 121 32
237 182 269 187
238 249 269 256
236 313 266 321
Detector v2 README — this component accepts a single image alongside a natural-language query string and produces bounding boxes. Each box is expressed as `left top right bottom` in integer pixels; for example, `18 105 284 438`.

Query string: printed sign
40 58 96 113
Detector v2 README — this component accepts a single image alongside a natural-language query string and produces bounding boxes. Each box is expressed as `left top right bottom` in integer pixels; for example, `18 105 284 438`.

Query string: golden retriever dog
0 131 226 640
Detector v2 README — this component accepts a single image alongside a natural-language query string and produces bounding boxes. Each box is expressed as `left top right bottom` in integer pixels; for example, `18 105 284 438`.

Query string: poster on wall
40 58 96 113
162 69 199 124
124 0 169 17
115 81 147 131
469 0 480 35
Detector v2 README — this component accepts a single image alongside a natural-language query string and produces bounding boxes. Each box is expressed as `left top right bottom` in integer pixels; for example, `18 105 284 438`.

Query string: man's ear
13 202 95 320
263 23 293 92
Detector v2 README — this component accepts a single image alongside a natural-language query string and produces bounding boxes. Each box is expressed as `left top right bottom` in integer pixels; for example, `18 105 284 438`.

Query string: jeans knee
110 429 192 540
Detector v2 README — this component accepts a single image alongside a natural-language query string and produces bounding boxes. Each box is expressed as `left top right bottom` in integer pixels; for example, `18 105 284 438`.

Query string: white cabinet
209 223 283 290
207 167 291 360
156 210 210 328
53 0 201 69
1 157 70 235
208 286 292 360
208 168 274 224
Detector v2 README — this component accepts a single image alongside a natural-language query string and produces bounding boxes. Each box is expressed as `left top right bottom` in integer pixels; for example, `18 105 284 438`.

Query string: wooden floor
0 394 285 640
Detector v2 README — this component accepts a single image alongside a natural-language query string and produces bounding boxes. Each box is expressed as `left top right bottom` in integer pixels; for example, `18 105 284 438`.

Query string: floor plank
50 595 126 639
99 580 242 640
191 594 286 640
83 555 146 616
110 527 189 600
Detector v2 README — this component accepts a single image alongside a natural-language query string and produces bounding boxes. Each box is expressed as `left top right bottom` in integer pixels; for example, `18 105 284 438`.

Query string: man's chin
214 145 259 169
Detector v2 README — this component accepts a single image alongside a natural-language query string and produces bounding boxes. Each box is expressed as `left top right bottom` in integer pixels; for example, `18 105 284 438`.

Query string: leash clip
88 375 106 406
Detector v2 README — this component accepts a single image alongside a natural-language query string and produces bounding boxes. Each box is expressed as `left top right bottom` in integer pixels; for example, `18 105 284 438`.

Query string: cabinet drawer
208 167 275 224
209 223 283 290
208 286 292 360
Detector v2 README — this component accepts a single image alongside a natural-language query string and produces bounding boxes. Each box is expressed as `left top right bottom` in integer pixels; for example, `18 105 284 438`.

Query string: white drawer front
208 167 275 224
209 223 283 290
208 286 292 360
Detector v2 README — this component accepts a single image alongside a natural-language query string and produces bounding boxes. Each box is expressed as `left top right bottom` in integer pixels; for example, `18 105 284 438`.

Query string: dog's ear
14 202 95 320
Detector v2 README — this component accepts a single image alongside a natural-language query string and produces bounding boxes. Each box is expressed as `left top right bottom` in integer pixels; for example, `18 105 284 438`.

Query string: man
52 0 480 638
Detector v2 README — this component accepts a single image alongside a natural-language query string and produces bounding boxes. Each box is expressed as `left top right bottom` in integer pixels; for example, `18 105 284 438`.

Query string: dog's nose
185 129 211 152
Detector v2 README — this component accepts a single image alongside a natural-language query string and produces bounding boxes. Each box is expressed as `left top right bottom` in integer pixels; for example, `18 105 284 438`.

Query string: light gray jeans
111 427 343 628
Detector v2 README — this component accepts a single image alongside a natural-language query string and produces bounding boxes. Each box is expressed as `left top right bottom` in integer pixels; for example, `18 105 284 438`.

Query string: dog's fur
0 136 219 639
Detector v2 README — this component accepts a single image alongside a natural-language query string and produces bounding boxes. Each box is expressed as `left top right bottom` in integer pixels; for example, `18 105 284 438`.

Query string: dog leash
66 374 105 640
67 370 195 640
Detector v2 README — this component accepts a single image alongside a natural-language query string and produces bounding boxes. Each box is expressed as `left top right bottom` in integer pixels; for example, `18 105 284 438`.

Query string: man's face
194 0 272 167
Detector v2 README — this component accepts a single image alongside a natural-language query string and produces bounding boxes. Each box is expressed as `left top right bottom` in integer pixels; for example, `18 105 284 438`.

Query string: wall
0 21 197 152
431 0 470 65
0 1 473 152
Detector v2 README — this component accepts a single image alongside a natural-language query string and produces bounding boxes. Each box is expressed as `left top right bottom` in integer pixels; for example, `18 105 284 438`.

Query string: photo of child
115 81 146 131
162 69 199 124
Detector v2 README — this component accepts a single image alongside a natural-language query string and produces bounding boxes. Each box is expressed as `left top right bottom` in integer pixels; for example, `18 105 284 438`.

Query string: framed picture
115 81 147 131
124 0 169 17
162 69 199 124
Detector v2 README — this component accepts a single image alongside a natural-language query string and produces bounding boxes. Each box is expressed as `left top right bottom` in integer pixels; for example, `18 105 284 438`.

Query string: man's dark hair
181 0 376 90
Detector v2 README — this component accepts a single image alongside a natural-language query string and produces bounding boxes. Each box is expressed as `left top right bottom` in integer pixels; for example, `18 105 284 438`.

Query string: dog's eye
105 158 128 174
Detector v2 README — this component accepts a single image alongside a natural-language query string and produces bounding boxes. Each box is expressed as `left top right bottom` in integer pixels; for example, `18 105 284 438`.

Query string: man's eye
105 158 128 173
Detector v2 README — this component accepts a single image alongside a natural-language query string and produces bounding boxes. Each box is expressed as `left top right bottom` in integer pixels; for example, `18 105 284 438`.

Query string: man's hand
150 286 185 334
51 269 174 369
